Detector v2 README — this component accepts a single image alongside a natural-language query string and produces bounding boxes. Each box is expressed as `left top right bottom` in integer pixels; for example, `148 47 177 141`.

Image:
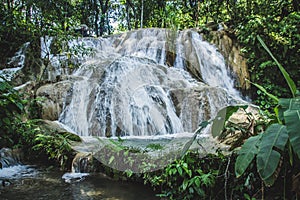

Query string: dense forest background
1 0 299 107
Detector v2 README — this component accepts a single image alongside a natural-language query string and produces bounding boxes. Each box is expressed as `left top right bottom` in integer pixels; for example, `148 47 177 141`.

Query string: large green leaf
257 35 297 97
256 124 288 186
284 98 300 159
212 105 248 138
181 121 211 158
279 97 300 111
279 97 300 122
235 134 262 178
246 79 279 103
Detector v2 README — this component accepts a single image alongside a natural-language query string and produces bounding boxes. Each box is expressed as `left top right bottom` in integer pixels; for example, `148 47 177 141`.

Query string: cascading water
43 28 243 137
0 42 29 81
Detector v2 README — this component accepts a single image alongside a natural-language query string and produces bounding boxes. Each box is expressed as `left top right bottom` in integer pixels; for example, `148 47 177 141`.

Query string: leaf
284 110 300 159
279 98 300 116
182 179 189 190
256 124 288 186
212 105 248 138
177 166 183 176
257 35 297 97
108 156 115 165
279 98 300 159
181 120 211 157
246 79 279 103
235 134 262 178
279 97 300 111
194 177 201 187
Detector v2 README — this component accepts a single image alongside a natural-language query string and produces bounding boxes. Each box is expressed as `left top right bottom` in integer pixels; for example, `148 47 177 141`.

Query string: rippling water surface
0 165 158 200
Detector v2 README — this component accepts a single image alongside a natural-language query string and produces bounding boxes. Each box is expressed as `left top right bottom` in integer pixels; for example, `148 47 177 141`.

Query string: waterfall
0 42 29 81
43 28 243 137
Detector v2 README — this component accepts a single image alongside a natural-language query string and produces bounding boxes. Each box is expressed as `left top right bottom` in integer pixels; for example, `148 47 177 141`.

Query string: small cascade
71 153 93 173
37 28 246 137
0 148 21 168
62 152 93 183
190 32 238 96
173 31 185 69
0 42 29 81
0 148 37 185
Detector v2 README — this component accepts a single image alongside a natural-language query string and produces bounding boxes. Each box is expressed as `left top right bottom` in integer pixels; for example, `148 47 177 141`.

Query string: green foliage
257 35 297 98
256 124 288 186
235 39 300 186
0 79 77 169
237 10 300 109
145 143 163 151
235 97 299 186
280 98 300 159
143 151 218 199
0 79 25 147
235 135 262 178
33 132 75 169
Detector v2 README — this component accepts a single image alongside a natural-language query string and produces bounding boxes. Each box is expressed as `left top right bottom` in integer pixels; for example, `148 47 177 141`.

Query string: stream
0 165 158 200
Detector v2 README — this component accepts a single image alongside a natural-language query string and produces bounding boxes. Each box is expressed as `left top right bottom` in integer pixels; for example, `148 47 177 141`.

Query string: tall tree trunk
126 0 131 30
106 14 110 34
126 0 136 30
94 0 99 36
99 0 109 36
6 0 11 11
140 0 143 28
157 0 165 28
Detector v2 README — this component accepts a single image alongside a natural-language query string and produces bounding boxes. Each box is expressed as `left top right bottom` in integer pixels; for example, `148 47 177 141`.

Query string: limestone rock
218 106 263 150
71 152 98 173
36 80 73 120
170 85 241 133
206 30 250 90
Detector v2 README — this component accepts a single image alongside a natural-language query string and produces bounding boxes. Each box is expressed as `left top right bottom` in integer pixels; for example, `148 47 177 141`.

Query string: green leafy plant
33 132 77 169
0 78 26 148
143 151 218 199
235 35 300 186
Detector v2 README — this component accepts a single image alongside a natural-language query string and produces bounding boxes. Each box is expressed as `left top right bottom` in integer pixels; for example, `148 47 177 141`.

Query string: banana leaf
257 35 297 97
283 98 300 159
235 134 262 178
211 105 248 138
246 79 278 103
279 97 300 122
256 124 288 186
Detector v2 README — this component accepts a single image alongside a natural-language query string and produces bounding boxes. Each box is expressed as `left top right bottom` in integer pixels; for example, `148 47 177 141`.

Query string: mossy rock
36 119 82 142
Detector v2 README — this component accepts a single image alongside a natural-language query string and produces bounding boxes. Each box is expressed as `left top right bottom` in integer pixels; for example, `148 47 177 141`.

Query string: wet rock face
71 152 99 173
36 80 73 120
207 30 250 90
170 86 240 132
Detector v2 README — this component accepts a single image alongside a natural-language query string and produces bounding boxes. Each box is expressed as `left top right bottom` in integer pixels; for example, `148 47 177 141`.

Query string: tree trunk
99 0 110 36
94 0 99 36
140 0 143 28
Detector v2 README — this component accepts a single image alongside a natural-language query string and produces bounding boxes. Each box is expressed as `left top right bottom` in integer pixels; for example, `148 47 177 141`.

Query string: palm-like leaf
256 124 288 186
257 35 297 97
283 97 300 159
235 134 262 178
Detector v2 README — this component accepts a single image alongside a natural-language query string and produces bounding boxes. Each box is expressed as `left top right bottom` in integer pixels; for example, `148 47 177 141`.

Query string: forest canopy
0 0 299 106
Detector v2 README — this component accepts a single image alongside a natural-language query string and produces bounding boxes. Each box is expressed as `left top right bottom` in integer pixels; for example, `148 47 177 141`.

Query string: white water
0 42 29 81
43 28 243 137
190 32 238 96
0 165 37 179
